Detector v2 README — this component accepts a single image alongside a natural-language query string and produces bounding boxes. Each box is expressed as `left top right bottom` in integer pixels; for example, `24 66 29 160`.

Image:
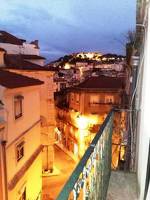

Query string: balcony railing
56 110 114 200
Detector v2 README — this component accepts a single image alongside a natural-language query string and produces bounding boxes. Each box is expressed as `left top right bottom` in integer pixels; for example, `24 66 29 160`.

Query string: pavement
42 144 76 200
55 142 79 162
42 145 138 200
107 171 138 200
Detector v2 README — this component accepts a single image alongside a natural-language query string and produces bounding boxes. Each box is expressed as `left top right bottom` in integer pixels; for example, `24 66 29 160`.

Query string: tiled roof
0 47 6 52
20 54 46 60
0 70 44 89
4 54 49 71
0 31 26 45
74 76 125 90
4 54 57 72
45 63 60 71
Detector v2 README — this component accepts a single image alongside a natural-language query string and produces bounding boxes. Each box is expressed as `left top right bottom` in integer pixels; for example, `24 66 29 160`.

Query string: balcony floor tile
107 171 138 200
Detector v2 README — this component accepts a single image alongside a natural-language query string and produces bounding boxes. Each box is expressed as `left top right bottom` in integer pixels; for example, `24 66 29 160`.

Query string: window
14 95 24 119
90 95 99 104
60 83 66 90
16 141 25 162
70 93 74 102
99 99 104 103
76 93 79 103
105 95 114 104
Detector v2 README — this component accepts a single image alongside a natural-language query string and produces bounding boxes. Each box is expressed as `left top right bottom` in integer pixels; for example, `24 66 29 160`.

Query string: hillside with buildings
47 52 125 69
0 30 128 199
0 1 150 198
46 51 126 92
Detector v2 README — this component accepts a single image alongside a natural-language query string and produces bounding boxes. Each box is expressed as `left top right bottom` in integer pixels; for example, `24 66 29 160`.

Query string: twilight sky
0 0 136 61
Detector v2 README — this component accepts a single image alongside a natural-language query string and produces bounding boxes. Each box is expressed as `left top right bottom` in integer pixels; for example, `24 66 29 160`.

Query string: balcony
107 171 137 200
56 111 113 200
55 110 139 200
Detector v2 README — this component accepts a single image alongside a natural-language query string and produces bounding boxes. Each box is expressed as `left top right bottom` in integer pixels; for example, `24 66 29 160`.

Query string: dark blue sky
1 0 136 61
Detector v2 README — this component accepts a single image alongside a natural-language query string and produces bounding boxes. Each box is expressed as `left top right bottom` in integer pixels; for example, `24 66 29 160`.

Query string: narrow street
42 145 76 200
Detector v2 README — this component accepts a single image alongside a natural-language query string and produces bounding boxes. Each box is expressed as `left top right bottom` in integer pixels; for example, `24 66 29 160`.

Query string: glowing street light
76 115 89 130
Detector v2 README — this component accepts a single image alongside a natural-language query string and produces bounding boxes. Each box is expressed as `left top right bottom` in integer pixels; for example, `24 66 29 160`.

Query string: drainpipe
1 140 8 200
130 56 139 171
0 98 9 200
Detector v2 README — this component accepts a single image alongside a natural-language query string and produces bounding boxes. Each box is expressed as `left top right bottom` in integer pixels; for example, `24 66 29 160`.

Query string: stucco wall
136 9 150 200
0 43 39 55
6 70 57 171
8 70 56 126
24 58 45 66
3 86 41 144
0 51 5 67
0 145 4 200
1 85 42 200
6 122 41 182
8 154 42 200
69 91 121 115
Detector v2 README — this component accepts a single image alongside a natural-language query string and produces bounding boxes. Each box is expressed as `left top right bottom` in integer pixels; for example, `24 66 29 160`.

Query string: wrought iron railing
56 110 114 200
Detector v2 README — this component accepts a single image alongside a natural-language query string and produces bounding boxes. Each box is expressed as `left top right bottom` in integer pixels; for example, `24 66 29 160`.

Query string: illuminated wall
1 86 42 200
8 154 42 200
8 69 57 171
56 89 126 168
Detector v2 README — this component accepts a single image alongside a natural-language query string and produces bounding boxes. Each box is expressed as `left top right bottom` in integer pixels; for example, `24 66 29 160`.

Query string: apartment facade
6 69 56 172
55 76 127 168
0 70 43 200
132 0 150 199
0 34 57 173
0 30 39 55
0 30 45 66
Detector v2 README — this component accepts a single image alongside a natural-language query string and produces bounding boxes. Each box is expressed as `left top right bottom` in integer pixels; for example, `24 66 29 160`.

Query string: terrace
55 110 138 200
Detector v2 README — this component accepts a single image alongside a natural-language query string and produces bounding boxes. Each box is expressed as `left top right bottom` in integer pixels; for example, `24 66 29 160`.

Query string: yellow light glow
76 52 102 60
88 115 99 124
120 145 125 161
87 53 94 59
70 110 100 130
76 116 89 130
79 142 86 157
69 110 103 157
64 63 71 69
79 67 83 76
102 57 107 61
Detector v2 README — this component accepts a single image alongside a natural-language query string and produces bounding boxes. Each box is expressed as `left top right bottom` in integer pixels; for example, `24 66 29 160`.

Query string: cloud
0 0 136 61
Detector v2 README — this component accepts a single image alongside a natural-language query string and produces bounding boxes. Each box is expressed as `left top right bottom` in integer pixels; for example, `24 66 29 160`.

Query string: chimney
0 48 6 67
30 40 39 49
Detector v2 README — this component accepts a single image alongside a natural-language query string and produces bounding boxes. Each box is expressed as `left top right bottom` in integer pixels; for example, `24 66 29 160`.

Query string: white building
0 31 45 66
9 69 57 172
0 32 57 172
0 70 44 200
0 31 39 55
135 2 150 199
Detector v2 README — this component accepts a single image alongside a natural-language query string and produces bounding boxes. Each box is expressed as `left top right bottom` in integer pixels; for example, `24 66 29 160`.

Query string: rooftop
0 47 6 52
19 54 46 60
73 76 125 90
0 30 26 45
4 54 52 71
0 70 44 89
